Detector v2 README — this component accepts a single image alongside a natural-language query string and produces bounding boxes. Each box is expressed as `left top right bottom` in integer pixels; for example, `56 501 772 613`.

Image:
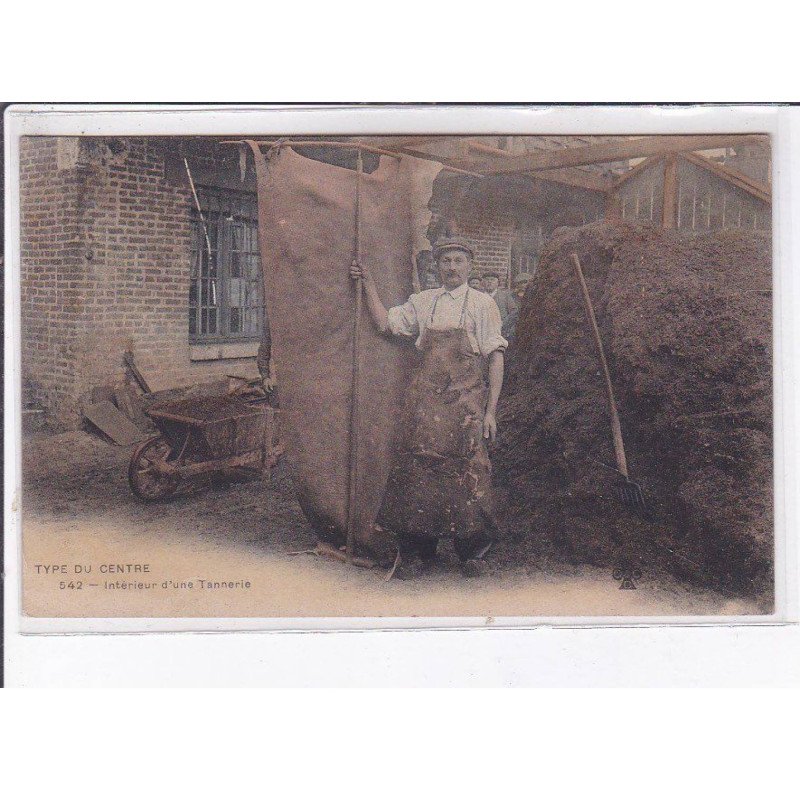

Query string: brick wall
20 138 84 420
452 207 514 285
425 172 604 289
20 137 259 429
426 175 515 287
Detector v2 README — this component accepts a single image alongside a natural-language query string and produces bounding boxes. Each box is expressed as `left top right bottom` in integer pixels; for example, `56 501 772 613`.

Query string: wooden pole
346 149 364 564
662 154 679 229
220 139 402 161
220 139 484 178
183 157 213 260
605 191 622 221
571 253 629 479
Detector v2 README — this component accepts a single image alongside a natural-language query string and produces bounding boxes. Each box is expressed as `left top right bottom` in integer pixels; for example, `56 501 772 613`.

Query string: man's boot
455 534 494 578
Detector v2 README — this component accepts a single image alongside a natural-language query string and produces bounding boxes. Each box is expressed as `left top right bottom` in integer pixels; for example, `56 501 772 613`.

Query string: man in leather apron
350 237 507 576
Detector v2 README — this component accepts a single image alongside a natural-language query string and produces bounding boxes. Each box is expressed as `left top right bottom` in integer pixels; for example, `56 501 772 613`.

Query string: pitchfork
570 253 650 519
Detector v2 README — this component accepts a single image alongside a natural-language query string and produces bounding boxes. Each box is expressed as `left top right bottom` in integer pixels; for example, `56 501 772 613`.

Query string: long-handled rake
571 253 650 518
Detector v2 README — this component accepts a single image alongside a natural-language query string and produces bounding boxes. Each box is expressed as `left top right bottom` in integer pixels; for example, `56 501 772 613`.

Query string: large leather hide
249 145 414 558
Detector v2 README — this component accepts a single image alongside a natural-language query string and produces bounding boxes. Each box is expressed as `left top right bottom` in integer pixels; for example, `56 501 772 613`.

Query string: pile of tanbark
495 221 772 600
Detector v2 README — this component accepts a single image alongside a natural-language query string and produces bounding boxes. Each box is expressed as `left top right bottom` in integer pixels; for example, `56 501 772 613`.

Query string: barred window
510 222 544 285
189 187 264 342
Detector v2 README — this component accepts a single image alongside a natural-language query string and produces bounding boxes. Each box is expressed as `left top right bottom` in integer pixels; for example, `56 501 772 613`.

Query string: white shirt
387 282 508 357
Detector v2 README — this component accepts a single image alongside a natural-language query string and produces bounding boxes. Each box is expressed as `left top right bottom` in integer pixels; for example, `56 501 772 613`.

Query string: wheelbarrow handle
570 253 629 479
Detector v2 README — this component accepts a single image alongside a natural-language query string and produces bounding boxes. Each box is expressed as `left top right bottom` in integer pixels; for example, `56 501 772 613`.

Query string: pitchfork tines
616 475 650 519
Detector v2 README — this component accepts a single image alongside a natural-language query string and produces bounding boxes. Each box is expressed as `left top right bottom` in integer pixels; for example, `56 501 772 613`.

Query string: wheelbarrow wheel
128 436 180 501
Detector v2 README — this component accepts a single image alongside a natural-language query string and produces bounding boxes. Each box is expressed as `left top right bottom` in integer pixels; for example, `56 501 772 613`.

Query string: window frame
189 185 264 345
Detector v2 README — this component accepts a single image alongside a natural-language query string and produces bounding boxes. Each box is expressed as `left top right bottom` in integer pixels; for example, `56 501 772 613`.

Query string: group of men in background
466 269 532 341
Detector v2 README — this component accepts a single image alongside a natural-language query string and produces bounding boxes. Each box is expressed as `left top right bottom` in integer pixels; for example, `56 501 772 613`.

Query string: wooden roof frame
681 151 771 204
356 139 613 193
472 134 768 175
356 134 770 199
230 135 771 205
611 152 771 205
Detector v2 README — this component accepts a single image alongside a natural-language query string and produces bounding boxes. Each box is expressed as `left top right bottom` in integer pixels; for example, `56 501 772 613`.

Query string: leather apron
379 289 494 542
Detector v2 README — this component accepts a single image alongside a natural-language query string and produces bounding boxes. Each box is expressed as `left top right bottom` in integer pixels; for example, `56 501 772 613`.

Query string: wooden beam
605 191 622 221
681 152 771 204
662 154 679 229
467 140 512 158
373 143 606 191
222 139 485 178
353 144 483 177
463 140 612 192
219 139 402 160
363 142 607 192
481 134 769 175
613 155 664 189
532 167 612 193
356 135 448 150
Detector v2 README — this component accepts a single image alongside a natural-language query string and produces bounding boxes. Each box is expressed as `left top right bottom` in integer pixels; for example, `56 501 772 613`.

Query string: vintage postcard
4 105 785 627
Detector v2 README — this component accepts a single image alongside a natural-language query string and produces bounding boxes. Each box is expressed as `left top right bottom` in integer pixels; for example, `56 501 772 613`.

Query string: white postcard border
4 104 798 684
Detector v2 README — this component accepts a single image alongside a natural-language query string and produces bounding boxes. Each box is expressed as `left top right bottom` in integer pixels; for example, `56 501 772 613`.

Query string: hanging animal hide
248 144 416 561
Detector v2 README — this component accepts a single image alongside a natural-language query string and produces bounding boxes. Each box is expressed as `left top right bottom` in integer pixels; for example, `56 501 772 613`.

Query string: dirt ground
20 430 764 619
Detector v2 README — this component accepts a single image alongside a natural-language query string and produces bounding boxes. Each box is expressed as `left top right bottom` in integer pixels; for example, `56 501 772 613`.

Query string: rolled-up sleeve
477 296 508 357
387 296 420 338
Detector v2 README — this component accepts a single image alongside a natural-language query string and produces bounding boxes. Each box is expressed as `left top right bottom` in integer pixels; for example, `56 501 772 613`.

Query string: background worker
502 271 533 343
256 313 278 405
512 271 533 303
350 237 507 577
468 271 483 290
482 270 519 339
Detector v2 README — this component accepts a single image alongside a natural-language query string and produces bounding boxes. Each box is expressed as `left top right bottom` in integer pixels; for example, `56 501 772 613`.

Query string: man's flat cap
514 272 534 284
432 236 475 260
483 270 500 280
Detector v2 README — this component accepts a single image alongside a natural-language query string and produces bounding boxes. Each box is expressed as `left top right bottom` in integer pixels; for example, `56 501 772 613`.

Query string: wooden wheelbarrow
128 394 283 501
